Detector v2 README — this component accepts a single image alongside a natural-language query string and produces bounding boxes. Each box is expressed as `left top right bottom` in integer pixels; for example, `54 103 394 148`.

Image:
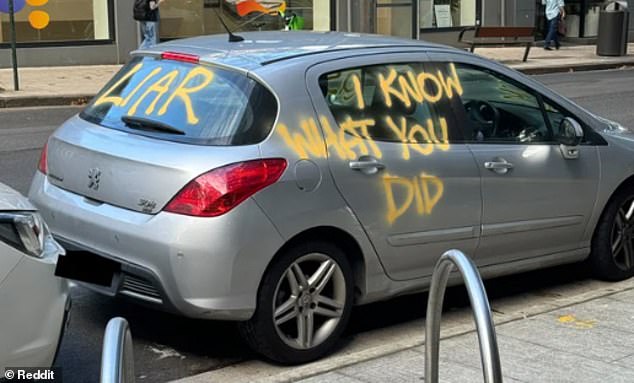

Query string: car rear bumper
29 172 285 320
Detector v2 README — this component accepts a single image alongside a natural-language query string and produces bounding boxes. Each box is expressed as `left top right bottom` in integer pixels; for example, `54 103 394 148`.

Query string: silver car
29 31 634 363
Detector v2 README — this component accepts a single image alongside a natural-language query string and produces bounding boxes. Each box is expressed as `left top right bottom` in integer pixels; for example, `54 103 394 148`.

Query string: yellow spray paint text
278 116 450 161
383 173 444 224
378 63 463 108
94 63 215 125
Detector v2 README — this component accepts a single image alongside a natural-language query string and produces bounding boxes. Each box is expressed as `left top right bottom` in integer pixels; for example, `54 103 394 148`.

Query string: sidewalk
174 275 634 383
0 43 633 108
476 42 634 74
0 65 120 108
298 288 634 383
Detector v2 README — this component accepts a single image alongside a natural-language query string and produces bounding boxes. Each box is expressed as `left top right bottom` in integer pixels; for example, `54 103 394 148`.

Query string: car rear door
427 52 601 266
305 52 482 281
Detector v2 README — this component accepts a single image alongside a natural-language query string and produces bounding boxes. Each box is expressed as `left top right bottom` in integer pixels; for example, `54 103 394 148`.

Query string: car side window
447 64 555 144
319 63 449 143
543 99 568 137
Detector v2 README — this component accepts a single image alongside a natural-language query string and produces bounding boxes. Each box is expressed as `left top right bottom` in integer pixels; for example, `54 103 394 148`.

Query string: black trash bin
597 1 630 56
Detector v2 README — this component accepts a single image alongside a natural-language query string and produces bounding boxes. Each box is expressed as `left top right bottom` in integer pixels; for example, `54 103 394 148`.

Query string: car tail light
161 51 200 64
38 142 48 175
164 159 287 217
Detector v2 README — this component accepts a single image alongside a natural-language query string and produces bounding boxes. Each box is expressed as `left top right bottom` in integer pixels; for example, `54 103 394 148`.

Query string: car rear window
80 56 278 146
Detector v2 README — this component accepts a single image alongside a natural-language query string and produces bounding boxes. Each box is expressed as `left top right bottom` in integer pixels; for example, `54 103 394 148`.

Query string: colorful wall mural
0 0 50 30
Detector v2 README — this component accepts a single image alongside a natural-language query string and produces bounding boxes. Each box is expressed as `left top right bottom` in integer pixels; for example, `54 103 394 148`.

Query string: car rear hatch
43 52 278 214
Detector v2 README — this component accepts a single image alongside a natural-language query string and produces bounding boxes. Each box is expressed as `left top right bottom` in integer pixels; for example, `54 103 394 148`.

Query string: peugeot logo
88 168 102 191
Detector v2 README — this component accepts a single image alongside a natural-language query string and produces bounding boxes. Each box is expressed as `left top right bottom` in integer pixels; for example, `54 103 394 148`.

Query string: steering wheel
464 100 500 140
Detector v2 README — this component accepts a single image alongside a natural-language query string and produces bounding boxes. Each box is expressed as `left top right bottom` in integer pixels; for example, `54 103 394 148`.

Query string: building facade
0 0 631 68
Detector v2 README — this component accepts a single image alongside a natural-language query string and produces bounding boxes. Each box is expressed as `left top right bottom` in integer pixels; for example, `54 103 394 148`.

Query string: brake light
161 51 200 64
38 142 48 174
164 159 287 217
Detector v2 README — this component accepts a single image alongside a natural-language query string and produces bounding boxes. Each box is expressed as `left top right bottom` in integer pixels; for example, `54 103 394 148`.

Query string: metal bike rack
100 317 135 383
425 249 503 383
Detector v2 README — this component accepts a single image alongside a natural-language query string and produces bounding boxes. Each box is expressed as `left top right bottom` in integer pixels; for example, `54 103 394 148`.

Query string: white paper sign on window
434 4 452 28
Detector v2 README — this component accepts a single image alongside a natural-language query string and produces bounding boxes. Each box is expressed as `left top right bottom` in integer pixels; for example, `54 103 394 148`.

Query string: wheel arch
264 226 368 302
587 173 634 280
594 175 634 238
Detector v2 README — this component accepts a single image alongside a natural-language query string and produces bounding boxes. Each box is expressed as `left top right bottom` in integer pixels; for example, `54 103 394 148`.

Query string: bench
458 26 536 62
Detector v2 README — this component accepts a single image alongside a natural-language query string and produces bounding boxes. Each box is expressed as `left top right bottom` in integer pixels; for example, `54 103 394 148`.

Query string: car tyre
590 188 634 281
239 241 354 364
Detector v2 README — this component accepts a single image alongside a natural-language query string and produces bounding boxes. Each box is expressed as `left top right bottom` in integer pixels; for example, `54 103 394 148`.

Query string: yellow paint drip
558 315 576 323
557 314 597 329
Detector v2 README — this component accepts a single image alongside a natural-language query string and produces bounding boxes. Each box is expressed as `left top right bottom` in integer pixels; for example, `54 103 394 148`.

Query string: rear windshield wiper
121 115 186 135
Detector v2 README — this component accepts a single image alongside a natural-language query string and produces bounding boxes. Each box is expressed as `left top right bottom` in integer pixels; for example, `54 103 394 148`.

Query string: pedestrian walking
134 0 166 49
542 0 566 50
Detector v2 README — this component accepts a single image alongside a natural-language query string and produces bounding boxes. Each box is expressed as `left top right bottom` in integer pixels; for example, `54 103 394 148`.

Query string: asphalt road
0 68 633 383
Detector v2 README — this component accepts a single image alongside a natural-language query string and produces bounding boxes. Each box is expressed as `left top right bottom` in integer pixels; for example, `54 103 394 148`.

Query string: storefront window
159 0 330 40
584 0 610 37
377 1 414 38
561 0 583 37
420 0 477 28
0 0 112 43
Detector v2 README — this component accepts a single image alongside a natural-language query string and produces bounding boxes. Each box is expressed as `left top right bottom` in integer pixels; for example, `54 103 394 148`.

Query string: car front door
304 54 482 280
428 54 601 266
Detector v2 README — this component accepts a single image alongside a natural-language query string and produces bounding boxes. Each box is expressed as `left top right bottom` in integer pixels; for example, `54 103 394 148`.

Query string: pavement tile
511 349 634 383
418 331 551 373
296 372 366 383
331 349 524 383
612 352 634 367
498 314 634 363
431 329 634 383
335 350 425 383
546 297 634 335
434 360 525 383
605 288 634 304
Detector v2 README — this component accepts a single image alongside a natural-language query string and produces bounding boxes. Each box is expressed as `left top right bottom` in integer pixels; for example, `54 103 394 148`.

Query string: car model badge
88 168 102 191
138 199 157 213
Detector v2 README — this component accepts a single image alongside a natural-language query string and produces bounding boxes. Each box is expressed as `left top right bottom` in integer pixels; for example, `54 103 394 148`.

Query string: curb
0 62 632 109
0 94 93 109
518 62 634 75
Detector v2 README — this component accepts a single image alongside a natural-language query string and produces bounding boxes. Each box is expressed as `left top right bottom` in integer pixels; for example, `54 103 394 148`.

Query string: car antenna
213 8 244 43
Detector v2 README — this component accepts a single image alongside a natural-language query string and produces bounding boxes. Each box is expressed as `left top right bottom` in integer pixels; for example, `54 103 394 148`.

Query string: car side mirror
558 118 584 160
557 117 584 147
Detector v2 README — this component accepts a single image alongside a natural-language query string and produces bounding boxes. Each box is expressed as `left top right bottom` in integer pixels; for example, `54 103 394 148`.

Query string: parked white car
0 182 70 369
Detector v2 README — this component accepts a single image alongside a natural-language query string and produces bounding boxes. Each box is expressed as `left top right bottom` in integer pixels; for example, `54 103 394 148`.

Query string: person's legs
139 21 157 49
148 21 159 46
553 17 561 49
544 17 558 49
139 21 149 49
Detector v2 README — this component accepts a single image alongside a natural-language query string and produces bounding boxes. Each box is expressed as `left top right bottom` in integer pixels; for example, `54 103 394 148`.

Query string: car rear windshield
80 56 278 146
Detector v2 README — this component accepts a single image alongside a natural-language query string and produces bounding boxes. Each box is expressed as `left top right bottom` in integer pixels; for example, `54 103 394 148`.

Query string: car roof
143 31 450 72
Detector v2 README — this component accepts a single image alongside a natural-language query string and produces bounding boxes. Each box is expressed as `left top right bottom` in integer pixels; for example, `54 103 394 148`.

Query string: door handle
484 159 514 174
349 156 385 175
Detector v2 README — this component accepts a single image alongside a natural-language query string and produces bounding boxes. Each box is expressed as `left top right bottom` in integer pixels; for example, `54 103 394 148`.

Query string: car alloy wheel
239 241 353 364
610 196 634 271
590 188 634 281
272 253 347 350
